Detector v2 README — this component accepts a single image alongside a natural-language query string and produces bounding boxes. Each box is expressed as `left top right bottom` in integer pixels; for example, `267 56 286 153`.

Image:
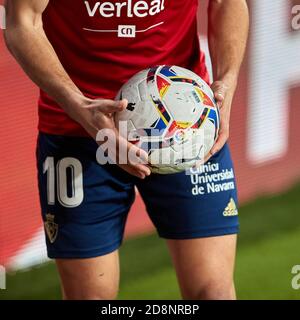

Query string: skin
167 235 237 300
56 252 120 300
4 0 249 300
4 0 151 180
208 0 249 157
170 0 249 300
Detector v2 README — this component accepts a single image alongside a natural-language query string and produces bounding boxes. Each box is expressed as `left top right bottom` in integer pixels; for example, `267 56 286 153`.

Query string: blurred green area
1 183 300 300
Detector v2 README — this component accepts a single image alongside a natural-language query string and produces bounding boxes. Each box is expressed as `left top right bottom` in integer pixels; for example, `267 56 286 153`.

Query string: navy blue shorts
37 133 239 259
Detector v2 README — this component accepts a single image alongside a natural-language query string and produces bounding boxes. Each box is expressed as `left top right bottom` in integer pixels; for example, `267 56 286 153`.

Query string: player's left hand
205 79 236 162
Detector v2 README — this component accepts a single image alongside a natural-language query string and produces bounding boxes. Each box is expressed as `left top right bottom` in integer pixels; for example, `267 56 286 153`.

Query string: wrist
214 71 238 89
61 92 90 120
214 69 239 88
60 92 98 136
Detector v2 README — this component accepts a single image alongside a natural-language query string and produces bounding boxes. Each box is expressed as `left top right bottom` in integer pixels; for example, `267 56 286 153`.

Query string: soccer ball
115 65 220 174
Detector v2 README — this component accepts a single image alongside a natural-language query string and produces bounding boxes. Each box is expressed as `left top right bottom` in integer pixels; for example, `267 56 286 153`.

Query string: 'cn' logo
118 25 136 38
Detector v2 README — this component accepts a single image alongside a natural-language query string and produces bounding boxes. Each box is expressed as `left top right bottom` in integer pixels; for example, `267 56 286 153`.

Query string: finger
116 134 149 164
133 163 152 177
193 150 212 168
204 153 212 164
127 146 151 176
86 99 127 114
119 99 128 110
133 144 149 164
123 143 151 176
120 158 151 178
210 132 228 155
192 145 212 168
119 164 147 179
211 82 227 107
214 90 225 101
115 134 151 177
119 164 145 179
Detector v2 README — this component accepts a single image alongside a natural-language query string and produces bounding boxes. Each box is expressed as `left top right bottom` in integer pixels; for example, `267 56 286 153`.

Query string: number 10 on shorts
43 157 84 208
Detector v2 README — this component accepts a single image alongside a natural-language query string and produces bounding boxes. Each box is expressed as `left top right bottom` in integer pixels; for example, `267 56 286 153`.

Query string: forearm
4 17 88 127
208 0 249 86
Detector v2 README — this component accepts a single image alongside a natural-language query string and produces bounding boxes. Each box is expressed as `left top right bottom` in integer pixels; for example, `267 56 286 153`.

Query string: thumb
211 82 226 108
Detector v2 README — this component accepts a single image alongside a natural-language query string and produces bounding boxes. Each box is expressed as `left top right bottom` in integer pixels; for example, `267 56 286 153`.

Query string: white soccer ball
115 65 220 174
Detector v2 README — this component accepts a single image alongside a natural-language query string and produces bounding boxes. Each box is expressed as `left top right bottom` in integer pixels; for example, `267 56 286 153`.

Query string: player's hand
79 98 151 179
205 79 236 162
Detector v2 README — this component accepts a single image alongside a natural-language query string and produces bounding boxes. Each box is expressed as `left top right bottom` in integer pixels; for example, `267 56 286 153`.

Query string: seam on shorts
47 239 123 259
157 226 240 240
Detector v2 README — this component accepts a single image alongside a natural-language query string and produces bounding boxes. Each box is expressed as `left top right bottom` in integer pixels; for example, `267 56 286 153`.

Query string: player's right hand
77 98 151 179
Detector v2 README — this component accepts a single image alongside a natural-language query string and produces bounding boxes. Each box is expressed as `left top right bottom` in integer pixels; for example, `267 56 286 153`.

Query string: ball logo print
174 130 186 143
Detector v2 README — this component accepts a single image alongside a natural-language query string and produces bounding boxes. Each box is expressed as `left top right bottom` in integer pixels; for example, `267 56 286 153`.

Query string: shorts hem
47 240 123 259
158 226 239 240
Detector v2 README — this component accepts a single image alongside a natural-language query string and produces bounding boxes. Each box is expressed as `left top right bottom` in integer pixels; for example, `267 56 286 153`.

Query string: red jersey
39 0 209 136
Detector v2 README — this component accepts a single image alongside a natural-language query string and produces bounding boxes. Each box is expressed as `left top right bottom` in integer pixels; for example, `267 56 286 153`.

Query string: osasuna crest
44 214 58 243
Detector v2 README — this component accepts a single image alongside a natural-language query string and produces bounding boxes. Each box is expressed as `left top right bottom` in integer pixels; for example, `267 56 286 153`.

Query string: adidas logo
223 198 238 217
